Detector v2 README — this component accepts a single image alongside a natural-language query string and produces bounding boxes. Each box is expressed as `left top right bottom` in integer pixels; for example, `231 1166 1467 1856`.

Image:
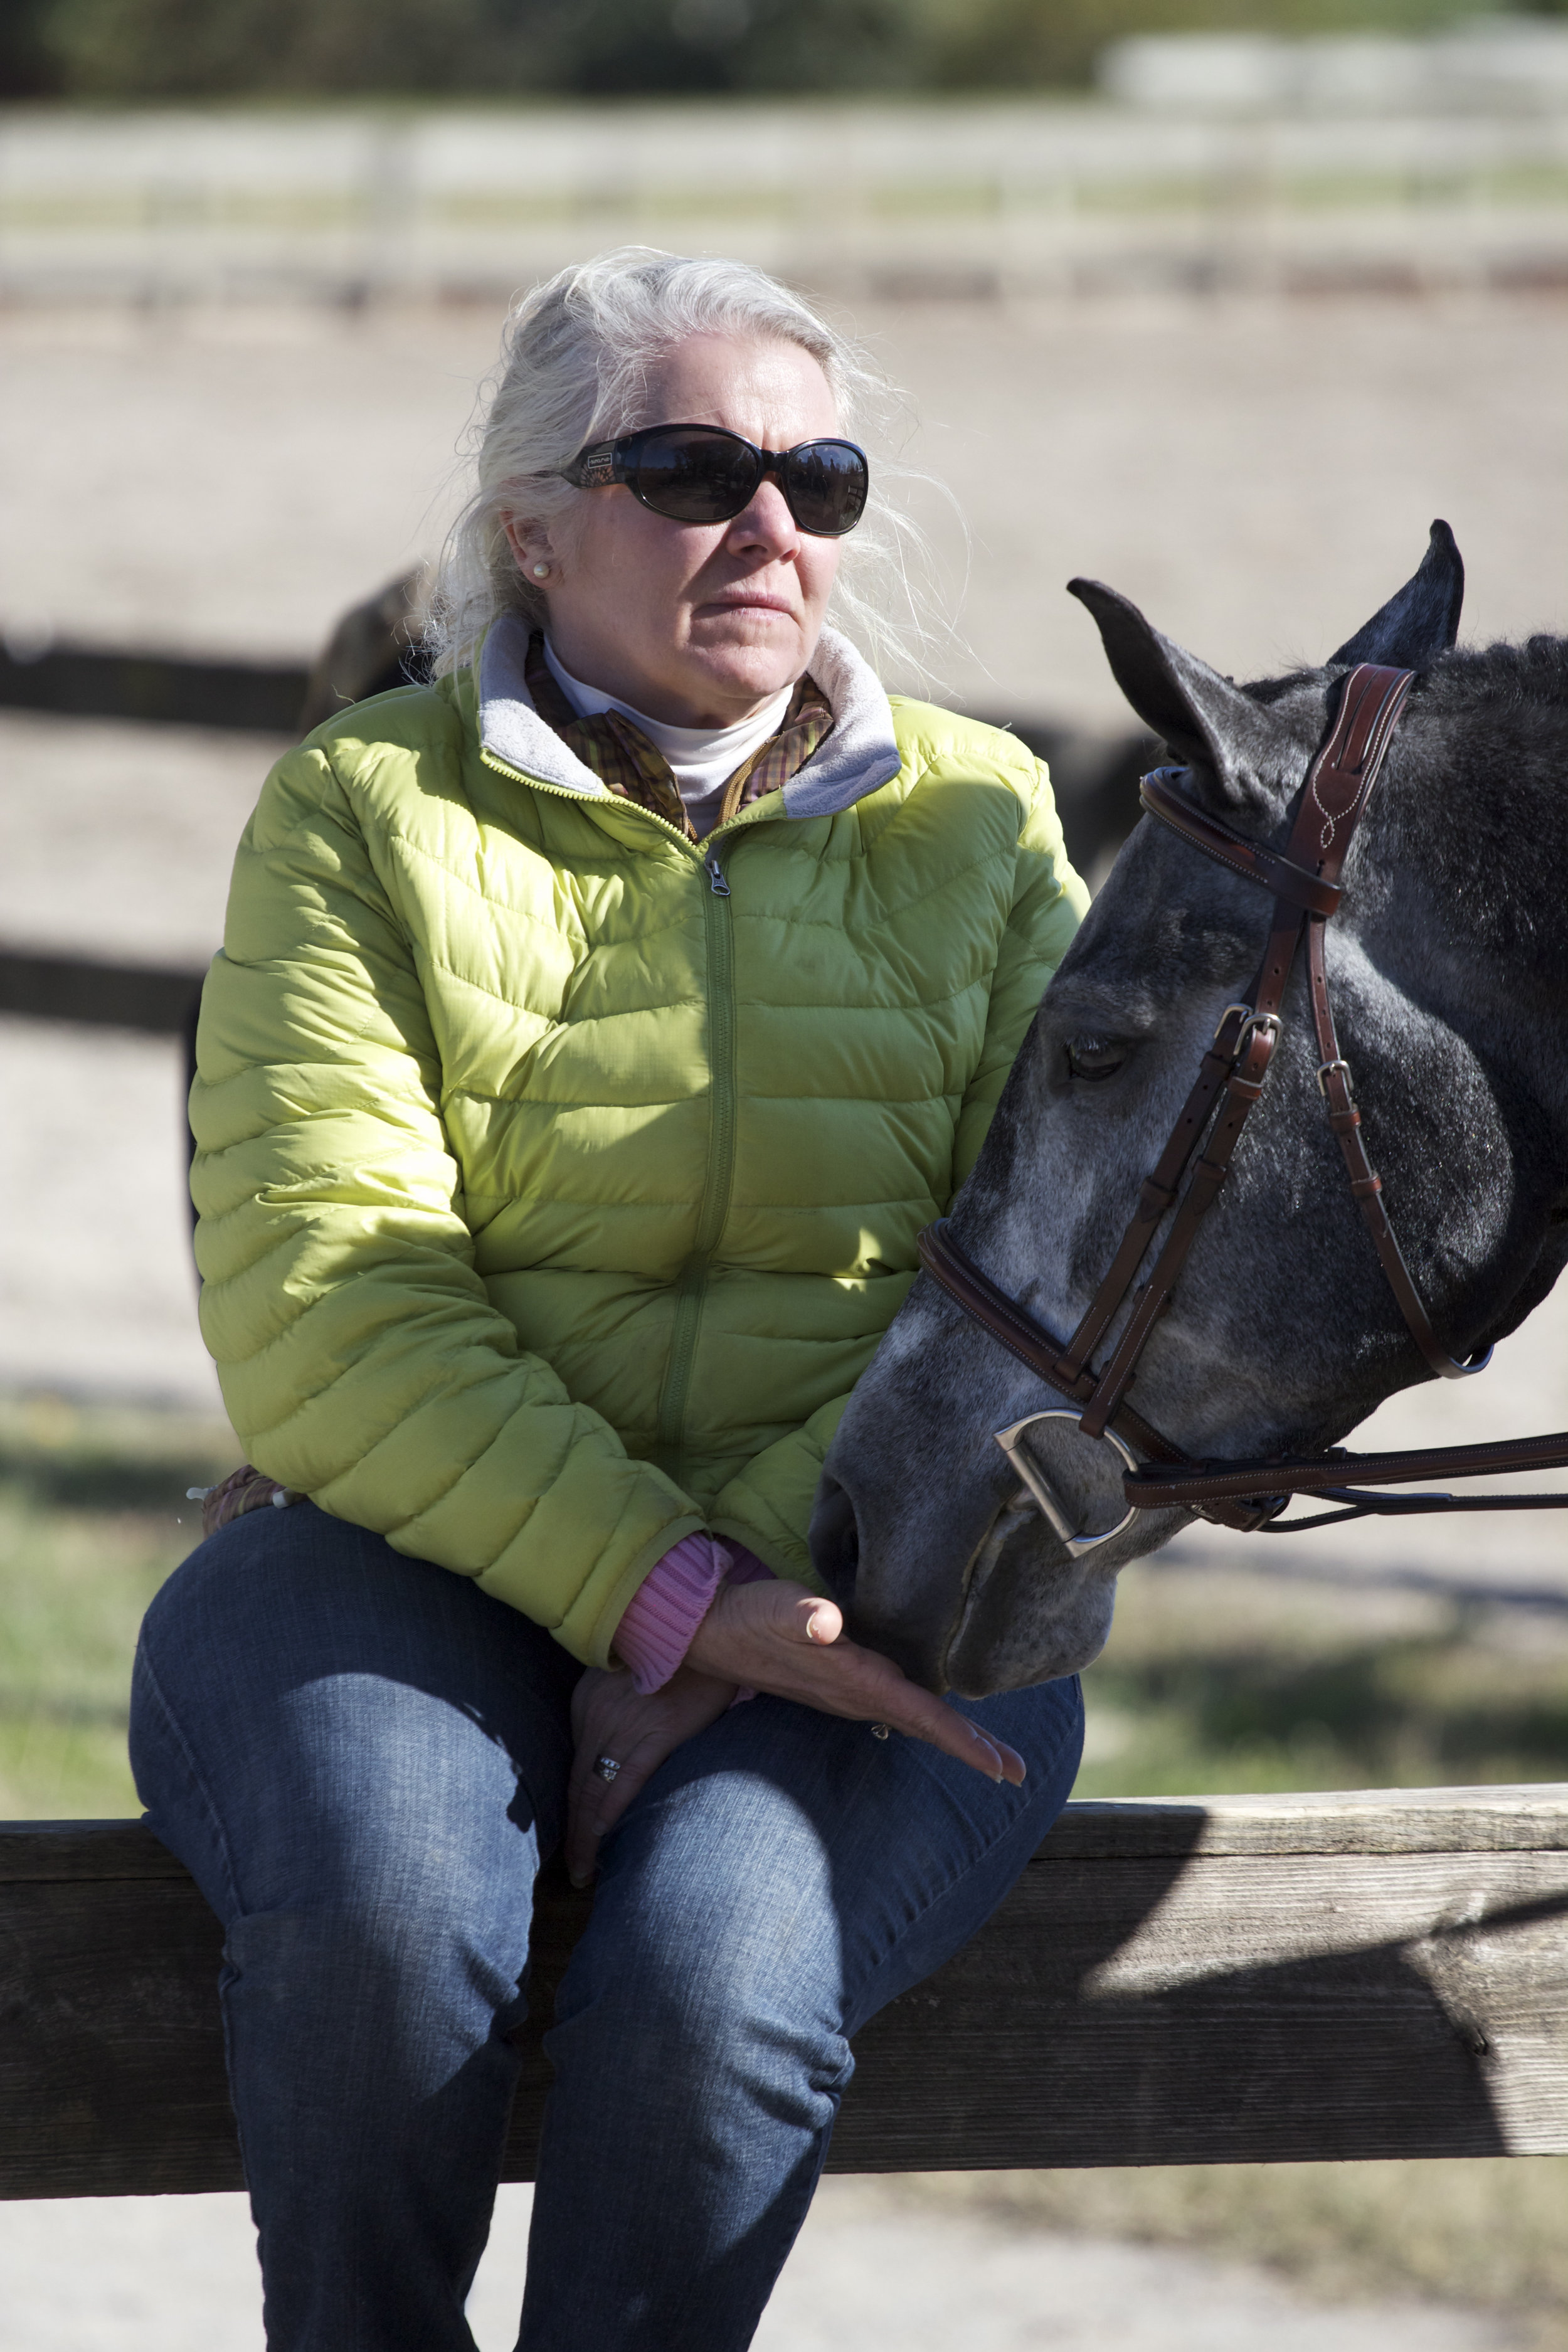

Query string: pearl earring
531 562 549 580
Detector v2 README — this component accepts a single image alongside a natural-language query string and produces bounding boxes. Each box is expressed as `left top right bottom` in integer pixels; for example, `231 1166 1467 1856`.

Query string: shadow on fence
1 611 1153 1036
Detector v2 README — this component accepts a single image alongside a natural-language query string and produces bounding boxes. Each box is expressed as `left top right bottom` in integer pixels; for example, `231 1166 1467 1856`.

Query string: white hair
425 246 953 687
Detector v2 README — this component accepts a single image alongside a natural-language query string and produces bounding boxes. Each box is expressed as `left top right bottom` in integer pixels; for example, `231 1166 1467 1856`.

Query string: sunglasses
561 423 869 538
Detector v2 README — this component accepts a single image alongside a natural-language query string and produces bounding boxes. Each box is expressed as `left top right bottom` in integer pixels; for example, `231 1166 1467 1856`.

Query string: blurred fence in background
4 84 1568 310
1104 20 1568 116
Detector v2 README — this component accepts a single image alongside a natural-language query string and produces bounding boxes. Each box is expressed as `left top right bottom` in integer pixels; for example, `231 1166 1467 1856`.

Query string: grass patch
881 2159 1568 2348
1076 1555 1568 1798
0 1393 236 1818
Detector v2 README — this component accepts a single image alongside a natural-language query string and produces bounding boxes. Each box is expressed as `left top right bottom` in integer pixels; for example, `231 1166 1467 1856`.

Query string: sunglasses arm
561 443 622 490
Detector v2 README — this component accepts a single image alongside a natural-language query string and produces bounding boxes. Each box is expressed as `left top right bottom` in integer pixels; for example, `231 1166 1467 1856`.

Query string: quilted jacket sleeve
951 758 1088 1189
706 760 1087 1585
191 743 702 1666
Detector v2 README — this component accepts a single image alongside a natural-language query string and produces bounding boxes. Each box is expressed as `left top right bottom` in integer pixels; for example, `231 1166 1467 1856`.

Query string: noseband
919 662 1568 1541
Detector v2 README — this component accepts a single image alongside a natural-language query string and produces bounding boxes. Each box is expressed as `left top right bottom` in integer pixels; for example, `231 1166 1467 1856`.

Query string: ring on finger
593 1754 622 1783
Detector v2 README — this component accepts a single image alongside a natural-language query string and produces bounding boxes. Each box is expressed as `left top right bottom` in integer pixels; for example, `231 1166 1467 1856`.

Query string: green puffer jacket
191 618 1086 1665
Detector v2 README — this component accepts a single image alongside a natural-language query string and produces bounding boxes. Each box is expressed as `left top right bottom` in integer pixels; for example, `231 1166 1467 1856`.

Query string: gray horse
812 526 1568 1697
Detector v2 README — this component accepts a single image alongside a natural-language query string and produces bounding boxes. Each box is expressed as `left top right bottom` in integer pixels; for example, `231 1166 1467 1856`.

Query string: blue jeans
130 1502 1083 2351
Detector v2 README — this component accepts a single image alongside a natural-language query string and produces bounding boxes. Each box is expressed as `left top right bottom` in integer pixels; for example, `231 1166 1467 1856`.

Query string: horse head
813 524 1568 1695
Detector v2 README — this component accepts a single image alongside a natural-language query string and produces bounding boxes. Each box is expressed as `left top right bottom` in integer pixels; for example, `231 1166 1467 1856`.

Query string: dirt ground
0 2180 1527 2351
4 284 1565 1535
2 288 1565 724
4 284 1567 1407
1 287 1565 2348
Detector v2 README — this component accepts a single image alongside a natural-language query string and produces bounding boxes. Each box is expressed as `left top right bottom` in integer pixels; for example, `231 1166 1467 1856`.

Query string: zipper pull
704 852 730 897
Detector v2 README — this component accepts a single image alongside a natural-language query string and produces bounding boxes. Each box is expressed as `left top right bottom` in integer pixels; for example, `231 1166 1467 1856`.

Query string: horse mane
1216 632 1568 983
1238 629 1568 715
1418 630 1568 718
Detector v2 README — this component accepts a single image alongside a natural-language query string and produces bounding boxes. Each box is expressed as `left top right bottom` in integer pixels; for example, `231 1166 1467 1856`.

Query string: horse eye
1065 1034 1128 1083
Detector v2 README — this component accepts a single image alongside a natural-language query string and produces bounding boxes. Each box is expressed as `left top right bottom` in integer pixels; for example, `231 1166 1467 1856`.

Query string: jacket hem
582 1514 707 1670
710 1515 825 1596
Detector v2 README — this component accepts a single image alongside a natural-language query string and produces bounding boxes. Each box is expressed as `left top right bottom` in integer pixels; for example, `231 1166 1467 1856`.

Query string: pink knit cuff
613 1534 731 1694
613 1537 778 1694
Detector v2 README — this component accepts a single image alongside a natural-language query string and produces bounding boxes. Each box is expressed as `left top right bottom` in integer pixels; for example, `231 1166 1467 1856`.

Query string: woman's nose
725 475 798 557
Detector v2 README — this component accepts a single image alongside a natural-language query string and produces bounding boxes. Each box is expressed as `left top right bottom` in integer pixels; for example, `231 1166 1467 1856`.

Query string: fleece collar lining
477 611 903 820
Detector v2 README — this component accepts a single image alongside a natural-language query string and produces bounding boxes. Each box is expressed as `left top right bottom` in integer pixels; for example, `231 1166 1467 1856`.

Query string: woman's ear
502 515 554 584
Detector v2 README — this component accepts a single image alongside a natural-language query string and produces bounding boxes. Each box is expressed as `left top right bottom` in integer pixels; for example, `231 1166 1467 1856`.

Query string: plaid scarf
522 632 833 843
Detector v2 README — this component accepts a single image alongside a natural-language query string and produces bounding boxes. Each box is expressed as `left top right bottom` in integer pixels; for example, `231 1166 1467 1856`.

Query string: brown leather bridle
918 662 1568 1540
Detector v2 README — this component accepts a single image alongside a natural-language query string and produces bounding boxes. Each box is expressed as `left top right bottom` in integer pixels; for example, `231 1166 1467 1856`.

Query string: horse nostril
808 1475 861 1603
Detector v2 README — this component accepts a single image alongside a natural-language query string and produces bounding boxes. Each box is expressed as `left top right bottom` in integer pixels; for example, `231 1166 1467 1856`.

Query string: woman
133 248 1089 2351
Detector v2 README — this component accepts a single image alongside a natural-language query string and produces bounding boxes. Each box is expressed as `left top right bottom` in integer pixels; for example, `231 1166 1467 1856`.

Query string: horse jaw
811 1278 1190 1695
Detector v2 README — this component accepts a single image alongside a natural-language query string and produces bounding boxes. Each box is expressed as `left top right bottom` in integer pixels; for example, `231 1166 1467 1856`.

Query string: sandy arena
1 282 1565 2348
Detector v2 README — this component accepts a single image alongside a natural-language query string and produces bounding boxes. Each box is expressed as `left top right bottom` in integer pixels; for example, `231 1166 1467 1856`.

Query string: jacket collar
477 610 903 820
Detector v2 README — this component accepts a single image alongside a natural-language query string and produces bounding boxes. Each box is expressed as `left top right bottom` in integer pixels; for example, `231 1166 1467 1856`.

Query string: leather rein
918 662 1568 1539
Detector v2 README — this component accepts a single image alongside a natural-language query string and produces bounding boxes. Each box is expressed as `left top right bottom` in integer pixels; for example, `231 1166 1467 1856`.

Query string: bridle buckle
1316 1056 1354 1099
1214 1005 1283 1058
993 1409 1139 1559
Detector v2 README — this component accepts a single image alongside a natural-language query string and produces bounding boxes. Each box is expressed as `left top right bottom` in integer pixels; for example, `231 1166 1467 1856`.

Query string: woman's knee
549 1764 850 2108
132 1504 578 1921
142 1652 546 1999
551 1677 1085 2087
223 1886 531 2082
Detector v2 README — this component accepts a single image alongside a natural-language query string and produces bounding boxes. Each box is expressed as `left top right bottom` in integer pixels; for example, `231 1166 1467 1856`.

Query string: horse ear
1329 520 1463 669
1067 577 1283 814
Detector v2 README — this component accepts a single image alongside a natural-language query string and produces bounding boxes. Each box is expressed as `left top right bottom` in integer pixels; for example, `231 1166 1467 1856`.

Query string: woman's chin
689 607 809 654
676 642 807 714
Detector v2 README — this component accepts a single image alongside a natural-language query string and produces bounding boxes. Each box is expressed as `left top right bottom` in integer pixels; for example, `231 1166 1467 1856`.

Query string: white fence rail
3 101 1567 307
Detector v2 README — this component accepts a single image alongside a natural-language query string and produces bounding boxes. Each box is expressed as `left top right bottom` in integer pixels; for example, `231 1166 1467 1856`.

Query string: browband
1138 771 1343 914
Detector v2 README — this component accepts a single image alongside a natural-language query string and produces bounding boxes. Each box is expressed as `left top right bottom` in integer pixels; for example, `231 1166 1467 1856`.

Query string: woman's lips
697 595 797 620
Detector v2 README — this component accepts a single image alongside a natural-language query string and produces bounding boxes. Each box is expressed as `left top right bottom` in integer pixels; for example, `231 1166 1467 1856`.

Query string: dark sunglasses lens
782 441 869 536
630 429 758 522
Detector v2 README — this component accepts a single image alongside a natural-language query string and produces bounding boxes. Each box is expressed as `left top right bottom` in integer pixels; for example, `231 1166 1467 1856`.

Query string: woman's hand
687 1578 1025 1788
566 1660 737 1888
566 1577 1025 1889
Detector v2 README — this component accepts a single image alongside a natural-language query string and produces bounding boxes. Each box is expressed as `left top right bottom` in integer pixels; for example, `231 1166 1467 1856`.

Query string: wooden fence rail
4 1786 1568 2200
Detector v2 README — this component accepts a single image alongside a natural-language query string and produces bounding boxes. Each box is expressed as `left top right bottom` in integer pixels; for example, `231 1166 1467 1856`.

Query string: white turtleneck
543 639 792 837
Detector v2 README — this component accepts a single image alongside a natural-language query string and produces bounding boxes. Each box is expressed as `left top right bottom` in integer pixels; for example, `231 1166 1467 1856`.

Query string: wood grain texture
0 1821 190 1883
1045 1784 1568 1858
4 1791 1568 2197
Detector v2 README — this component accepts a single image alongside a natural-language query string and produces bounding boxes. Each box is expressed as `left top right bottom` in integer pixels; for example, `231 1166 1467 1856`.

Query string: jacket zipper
479 747 755 854
654 846 736 1477
480 750 742 1482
